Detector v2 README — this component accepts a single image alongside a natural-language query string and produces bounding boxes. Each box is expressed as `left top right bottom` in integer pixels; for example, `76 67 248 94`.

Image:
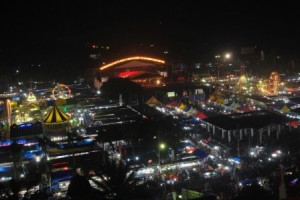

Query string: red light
118 71 141 78
52 162 68 167
291 121 298 127
185 147 196 153
61 167 70 171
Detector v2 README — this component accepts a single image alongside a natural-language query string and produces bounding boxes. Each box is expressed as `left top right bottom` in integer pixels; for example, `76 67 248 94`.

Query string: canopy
146 96 162 106
238 106 252 112
178 103 186 110
280 105 290 113
193 149 209 159
195 111 207 119
186 107 197 115
166 100 179 107
43 104 70 124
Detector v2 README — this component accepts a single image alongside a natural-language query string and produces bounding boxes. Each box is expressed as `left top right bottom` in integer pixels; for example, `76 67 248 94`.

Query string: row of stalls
164 100 208 120
151 96 295 145
203 110 294 144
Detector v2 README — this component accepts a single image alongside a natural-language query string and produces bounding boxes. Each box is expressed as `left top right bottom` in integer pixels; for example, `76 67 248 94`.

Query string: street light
225 53 231 59
158 143 166 167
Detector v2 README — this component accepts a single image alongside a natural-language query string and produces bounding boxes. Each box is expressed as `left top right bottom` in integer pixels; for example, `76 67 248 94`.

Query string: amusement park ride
234 71 283 96
212 71 284 96
258 72 282 95
51 84 72 100
2 83 73 126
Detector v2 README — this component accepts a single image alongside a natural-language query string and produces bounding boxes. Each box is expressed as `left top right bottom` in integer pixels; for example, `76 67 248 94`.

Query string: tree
92 160 160 200
67 174 97 200
100 78 142 104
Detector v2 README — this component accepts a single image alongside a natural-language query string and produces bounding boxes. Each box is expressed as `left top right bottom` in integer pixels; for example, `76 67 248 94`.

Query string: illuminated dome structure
99 56 167 87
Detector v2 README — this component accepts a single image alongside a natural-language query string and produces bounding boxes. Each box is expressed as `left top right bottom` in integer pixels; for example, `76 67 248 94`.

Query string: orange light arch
100 56 165 71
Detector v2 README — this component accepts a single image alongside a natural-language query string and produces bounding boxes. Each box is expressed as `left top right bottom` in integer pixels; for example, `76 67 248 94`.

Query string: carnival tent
195 111 208 119
238 106 252 113
178 103 186 110
186 107 197 116
280 105 290 113
43 104 70 124
166 100 179 107
146 96 162 107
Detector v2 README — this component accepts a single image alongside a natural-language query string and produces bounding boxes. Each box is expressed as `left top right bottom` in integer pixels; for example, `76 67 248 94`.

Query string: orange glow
61 166 70 171
100 56 165 70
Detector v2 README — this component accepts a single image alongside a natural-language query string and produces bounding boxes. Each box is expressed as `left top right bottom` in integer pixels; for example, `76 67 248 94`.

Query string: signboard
167 92 175 98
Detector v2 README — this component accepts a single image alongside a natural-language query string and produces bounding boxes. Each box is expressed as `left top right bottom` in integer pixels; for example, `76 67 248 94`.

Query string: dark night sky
0 0 300 80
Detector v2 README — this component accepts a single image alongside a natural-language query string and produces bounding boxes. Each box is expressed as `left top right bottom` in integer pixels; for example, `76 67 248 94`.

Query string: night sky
1 1 300 81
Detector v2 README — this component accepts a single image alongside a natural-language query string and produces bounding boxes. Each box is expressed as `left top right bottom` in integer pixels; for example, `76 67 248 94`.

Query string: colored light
118 71 141 78
52 162 68 167
100 56 165 70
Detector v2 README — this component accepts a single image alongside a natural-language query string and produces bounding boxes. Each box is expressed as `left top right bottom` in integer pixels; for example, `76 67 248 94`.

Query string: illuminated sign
167 92 175 98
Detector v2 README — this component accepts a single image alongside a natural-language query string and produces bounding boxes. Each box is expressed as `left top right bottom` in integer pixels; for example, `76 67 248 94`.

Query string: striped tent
178 103 186 110
43 104 70 138
43 104 70 124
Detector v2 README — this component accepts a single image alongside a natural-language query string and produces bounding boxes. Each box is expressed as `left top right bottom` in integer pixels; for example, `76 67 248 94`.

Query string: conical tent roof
195 111 208 119
178 103 186 110
43 104 70 124
186 107 194 114
146 96 162 106
280 105 290 113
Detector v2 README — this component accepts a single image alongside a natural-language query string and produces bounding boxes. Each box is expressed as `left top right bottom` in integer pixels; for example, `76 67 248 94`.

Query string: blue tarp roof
193 149 209 159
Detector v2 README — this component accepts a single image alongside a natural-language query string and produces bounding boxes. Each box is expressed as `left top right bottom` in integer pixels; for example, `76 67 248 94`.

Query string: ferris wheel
51 84 72 99
267 72 280 95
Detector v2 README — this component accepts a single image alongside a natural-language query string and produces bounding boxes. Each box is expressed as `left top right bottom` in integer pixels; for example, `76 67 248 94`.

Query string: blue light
19 124 25 128
26 124 32 127
23 152 35 159
17 139 26 144
0 167 9 172
0 141 12 147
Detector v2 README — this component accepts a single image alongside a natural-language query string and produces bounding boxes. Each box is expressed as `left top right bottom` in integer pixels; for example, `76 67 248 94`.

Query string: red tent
290 121 298 127
167 100 179 107
195 111 208 119
239 106 252 112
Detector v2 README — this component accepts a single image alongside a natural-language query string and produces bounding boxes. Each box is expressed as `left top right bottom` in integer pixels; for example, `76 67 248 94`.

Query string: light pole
215 55 221 79
224 52 232 68
158 143 166 166
158 143 166 182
